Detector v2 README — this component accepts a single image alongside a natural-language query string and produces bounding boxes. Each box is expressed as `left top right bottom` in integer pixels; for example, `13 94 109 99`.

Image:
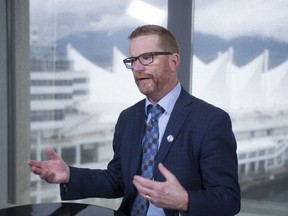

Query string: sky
194 0 288 43
30 0 288 43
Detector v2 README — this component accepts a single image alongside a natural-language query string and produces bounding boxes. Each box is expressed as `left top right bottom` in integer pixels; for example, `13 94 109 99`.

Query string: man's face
129 35 178 103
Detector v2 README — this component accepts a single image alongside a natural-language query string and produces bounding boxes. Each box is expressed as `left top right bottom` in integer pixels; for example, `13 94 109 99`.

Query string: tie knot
147 104 164 120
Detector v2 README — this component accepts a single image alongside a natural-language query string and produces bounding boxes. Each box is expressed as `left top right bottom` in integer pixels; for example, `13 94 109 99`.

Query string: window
28 0 169 208
3 0 287 215
193 0 288 214
258 149 266 157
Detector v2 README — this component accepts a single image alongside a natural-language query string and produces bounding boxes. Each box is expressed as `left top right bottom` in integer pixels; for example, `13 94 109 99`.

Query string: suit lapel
122 100 146 208
154 89 192 179
130 100 146 177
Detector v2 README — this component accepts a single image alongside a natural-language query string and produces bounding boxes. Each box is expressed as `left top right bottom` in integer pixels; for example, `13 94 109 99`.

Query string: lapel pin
167 135 174 142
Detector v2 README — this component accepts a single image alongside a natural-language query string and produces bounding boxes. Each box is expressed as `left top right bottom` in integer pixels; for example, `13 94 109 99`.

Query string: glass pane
193 1 288 215
29 0 167 208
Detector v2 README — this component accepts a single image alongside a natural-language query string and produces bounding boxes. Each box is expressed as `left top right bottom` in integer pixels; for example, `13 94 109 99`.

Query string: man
27 25 240 216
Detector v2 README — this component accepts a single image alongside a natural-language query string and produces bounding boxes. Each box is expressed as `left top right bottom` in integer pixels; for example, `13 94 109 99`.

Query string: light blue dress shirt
144 82 181 216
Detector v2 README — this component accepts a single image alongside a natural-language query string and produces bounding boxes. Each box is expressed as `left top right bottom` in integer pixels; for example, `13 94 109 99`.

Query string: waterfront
241 173 288 203
239 173 288 216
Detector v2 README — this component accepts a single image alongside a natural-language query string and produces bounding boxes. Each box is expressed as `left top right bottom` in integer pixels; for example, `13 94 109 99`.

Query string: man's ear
170 53 180 73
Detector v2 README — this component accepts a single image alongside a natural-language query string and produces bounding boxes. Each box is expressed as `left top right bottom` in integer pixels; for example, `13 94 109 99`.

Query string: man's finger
30 166 43 175
27 160 41 167
45 147 60 160
158 163 176 180
133 175 151 188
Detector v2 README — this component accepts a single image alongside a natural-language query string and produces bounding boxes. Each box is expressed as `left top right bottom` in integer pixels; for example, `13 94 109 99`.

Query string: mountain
193 32 288 68
57 29 288 69
57 28 132 69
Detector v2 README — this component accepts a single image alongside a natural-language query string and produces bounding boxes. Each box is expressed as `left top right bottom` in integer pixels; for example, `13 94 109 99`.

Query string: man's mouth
136 76 151 82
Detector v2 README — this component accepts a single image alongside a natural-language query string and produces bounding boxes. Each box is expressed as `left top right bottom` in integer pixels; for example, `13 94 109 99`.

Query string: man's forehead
129 35 160 55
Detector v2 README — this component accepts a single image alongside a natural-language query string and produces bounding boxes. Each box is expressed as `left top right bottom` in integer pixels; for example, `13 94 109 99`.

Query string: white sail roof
192 48 287 115
264 59 288 110
67 44 143 122
68 44 288 117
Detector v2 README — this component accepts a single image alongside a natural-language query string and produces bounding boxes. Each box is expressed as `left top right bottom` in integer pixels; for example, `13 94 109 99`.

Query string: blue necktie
131 104 164 216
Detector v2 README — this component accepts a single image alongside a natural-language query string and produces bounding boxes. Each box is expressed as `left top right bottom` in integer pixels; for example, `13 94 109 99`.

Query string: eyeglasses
123 51 173 69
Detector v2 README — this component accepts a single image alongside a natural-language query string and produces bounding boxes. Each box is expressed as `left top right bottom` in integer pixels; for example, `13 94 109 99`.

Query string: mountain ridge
56 29 288 69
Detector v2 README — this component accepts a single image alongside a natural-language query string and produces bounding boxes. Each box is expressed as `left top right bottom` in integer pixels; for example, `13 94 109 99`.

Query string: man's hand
27 147 70 184
133 163 188 212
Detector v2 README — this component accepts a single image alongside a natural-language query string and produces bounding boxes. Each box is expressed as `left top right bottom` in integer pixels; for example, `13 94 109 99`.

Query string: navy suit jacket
61 87 241 216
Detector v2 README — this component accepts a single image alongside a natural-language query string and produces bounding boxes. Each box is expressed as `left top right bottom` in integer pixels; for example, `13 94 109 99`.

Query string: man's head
128 25 180 54
124 25 180 103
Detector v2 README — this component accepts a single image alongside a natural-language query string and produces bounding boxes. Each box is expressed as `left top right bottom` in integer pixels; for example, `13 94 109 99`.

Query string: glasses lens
123 52 160 69
139 53 153 65
123 58 133 69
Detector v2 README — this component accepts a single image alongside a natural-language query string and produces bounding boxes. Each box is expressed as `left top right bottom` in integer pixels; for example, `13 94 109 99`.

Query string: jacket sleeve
185 111 240 216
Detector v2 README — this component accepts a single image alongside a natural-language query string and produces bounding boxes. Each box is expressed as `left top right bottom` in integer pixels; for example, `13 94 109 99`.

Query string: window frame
0 0 30 205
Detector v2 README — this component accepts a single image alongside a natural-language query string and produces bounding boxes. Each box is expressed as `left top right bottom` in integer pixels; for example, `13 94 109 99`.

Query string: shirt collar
145 82 181 115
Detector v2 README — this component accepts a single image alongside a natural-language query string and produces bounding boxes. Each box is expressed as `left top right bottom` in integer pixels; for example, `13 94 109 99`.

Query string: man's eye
141 54 151 61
